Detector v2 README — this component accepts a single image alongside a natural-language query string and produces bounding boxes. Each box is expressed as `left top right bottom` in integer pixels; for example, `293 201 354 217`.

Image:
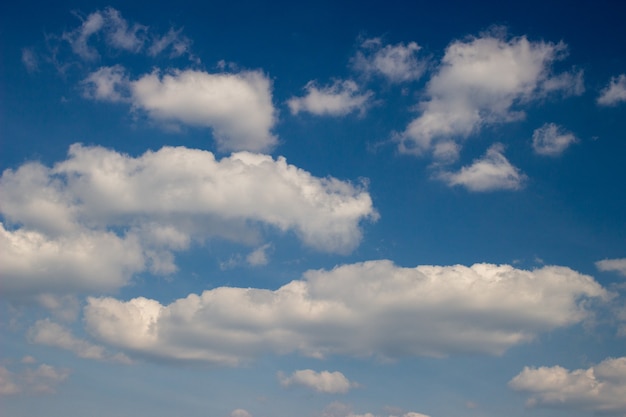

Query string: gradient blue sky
1 1 626 416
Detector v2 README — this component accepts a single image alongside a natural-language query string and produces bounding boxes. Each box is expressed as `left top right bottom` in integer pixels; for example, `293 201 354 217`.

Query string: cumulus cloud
83 261 606 365
509 356 626 413
278 369 356 393
82 66 277 152
28 319 130 363
398 32 583 160
596 258 626 277
598 74 626 106
351 38 427 83
439 144 526 191
0 144 376 296
531 123 578 156
287 80 373 116
0 363 69 395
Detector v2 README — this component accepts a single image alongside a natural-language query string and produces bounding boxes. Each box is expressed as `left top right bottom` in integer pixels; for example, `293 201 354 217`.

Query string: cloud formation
288 80 373 116
278 369 356 393
596 258 626 277
351 38 427 83
398 32 583 160
510 356 626 413
0 144 376 296
531 123 578 156
83 67 278 152
83 261 606 365
439 144 526 191
598 74 626 106
0 362 69 395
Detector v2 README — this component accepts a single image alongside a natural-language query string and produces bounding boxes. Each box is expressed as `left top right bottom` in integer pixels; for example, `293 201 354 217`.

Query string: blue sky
1 1 626 416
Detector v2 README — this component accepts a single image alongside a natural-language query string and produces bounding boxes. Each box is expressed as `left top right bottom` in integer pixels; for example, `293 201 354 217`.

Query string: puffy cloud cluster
439 144 526 191
509 357 626 413
60 7 192 61
287 80 373 117
598 74 626 106
278 369 356 393
399 32 583 161
83 67 278 152
351 38 427 83
0 144 377 297
531 123 578 156
83 261 606 365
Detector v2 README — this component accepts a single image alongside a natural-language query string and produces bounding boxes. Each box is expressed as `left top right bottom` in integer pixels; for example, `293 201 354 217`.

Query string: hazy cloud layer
288 80 373 116
398 32 583 160
351 38 427 83
598 74 626 106
0 145 376 296
510 356 626 412
83 67 278 152
279 369 356 393
439 144 526 191
84 262 606 365
531 123 578 156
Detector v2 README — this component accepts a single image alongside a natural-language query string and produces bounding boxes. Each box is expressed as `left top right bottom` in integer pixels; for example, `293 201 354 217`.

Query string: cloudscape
1 1 625 416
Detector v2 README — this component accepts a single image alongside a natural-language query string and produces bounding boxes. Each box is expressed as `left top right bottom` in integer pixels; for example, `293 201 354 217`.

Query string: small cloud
351 37 427 83
278 369 357 394
287 79 373 117
20 356 37 364
598 74 626 106
532 123 578 156
596 258 626 277
21 48 39 73
0 363 70 396
439 144 526 192
246 243 273 266
230 409 252 417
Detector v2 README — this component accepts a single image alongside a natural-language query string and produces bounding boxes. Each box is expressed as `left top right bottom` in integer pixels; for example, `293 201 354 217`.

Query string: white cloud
148 28 193 58
278 369 356 393
531 123 578 156
596 258 626 277
598 74 626 106
509 356 626 413
399 32 582 160
84 261 606 365
0 144 376 296
288 80 373 116
82 67 278 152
62 10 105 61
28 319 130 363
439 144 526 191
321 403 429 417
246 243 272 266
0 363 70 395
351 38 427 83
230 409 252 417
21 48 39 73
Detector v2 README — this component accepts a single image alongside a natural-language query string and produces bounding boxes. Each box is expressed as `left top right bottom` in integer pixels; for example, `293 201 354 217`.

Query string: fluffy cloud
287 80 373 116
439 144 526 191
278 369 356 393
0 362 69 395
509 357 626 413
399 32 582 160
596 258 626 277
0 145 376 296
598 74 626 106
351 38 427 83
531 123 578 156
83 261 606 365
82 67 277 152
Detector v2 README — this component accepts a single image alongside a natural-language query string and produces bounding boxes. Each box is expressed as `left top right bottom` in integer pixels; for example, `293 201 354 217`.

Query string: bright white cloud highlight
510 357 626 412
84 261 606 365
596 258 626 277
351 38 426 83
82 67 277 152
288 80 373 116
278 369 356 393
598 74 626 106
399 32 582 160
531 123 578 156
439 144 526 191
0 145 376 296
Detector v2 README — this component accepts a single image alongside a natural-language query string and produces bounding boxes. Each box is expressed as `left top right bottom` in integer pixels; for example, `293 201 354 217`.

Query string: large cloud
83 261 607 365
0 145 377 296
398 32 583 160
83 67 278 152
509 357 626 413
